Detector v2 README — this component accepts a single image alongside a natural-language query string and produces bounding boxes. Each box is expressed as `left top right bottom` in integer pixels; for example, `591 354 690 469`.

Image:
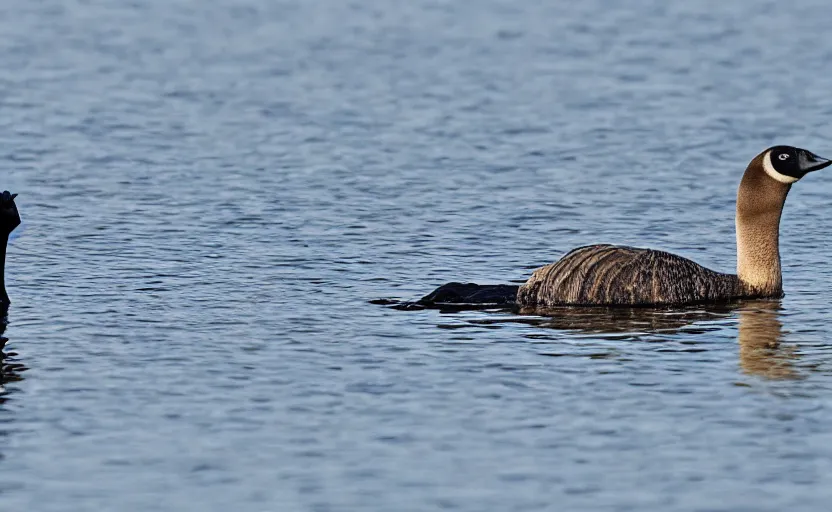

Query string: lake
2 0 832 510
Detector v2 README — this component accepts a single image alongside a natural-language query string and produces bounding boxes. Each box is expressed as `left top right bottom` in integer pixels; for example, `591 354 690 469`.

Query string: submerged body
414 146 831 309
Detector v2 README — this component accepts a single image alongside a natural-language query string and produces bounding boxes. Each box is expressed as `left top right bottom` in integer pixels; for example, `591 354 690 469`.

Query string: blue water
3 0 832 510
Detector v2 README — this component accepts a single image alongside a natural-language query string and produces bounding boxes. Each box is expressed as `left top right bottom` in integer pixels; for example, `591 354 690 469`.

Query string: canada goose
0 191 20 305
418 146 831 307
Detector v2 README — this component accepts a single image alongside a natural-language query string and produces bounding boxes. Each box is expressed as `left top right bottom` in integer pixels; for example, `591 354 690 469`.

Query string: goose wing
517 244 740 306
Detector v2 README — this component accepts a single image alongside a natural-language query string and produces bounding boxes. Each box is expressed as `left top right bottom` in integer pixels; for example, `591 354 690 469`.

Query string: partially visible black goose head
0 192 20 237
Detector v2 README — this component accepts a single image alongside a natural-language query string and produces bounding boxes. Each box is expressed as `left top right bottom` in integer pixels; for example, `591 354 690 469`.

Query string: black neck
0 234 9 305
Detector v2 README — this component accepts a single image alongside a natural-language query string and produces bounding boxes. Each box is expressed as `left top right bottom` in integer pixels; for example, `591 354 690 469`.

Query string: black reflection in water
0 306 26 400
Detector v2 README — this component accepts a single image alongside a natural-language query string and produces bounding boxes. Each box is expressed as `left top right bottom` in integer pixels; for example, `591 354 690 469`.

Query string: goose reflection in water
0 305 26 400
446 301 797 380
736 301 796 380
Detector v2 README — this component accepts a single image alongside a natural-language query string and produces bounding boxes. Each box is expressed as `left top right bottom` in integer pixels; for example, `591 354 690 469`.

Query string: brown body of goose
515 244 743 306
516 146 830 307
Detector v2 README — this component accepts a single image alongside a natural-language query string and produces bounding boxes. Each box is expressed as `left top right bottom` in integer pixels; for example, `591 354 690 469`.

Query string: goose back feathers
516 244 744 307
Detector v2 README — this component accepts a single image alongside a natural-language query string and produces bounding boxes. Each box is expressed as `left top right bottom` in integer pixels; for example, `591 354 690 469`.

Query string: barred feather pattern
516 244 751 307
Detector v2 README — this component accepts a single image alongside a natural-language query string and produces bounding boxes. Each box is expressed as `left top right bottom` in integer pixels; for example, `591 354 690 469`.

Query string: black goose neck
0 234 10 305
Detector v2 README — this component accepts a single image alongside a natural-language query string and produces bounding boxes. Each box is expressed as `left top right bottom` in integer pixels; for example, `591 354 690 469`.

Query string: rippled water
2 0 832 510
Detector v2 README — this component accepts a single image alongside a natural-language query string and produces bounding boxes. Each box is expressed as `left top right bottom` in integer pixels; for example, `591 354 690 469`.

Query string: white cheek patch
762 152 798 184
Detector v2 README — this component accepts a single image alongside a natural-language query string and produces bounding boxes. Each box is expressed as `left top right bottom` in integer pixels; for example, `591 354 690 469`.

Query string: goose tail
371 282 519 311
417 282 519 308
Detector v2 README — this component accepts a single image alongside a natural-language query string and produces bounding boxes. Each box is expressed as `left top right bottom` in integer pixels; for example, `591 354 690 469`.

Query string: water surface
2 0 832 510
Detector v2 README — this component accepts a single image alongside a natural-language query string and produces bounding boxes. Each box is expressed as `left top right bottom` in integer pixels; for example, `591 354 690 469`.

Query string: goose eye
778 153 790 161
